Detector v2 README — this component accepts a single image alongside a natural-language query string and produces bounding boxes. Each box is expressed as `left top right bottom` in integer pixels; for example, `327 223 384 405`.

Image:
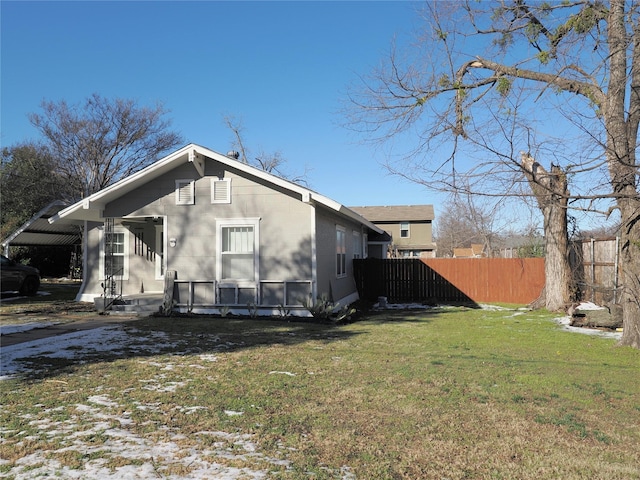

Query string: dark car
1 254 40 296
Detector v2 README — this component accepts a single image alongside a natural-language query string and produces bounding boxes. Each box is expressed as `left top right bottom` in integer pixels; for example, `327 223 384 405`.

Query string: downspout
309 201 318 302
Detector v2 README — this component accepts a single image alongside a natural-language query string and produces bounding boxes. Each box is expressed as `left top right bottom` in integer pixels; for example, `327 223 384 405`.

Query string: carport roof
1 201 81 249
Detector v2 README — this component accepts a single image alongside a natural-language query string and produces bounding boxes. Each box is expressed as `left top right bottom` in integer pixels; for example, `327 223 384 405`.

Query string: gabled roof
50 144 383 234
453 248 475 258
2 201 81 249
349 205 435 222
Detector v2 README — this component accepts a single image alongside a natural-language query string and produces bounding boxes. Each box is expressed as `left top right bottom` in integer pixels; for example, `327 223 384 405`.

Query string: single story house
349 205 436 258
50 144 389 315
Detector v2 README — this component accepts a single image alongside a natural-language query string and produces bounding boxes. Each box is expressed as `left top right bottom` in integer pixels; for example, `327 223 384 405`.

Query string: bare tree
223 115 310 185
29 93 183 201
347 1 640 348
435 193 513 257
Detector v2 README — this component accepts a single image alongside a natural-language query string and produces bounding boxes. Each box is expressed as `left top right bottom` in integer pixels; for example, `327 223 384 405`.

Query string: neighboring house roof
2 200 81 250
49 143 384 235
471 244 485 256
349 205 435 222
394 243 437 251
453 244 485 258
453 248 475 258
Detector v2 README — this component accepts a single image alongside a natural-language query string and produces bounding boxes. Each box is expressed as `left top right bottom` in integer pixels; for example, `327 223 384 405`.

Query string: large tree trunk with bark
521 154 573 312
607 0 640 348
617 201 640 348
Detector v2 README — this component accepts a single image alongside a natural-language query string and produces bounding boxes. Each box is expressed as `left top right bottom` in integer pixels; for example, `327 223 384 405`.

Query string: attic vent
175 179 195 205
211 178 231 204
227 151 240 159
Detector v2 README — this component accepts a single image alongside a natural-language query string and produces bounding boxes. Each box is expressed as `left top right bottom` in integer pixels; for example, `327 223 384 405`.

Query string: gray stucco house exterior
50 144 388 315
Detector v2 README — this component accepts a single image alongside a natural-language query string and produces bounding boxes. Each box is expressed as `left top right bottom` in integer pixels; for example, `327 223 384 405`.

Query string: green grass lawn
1 306 639 479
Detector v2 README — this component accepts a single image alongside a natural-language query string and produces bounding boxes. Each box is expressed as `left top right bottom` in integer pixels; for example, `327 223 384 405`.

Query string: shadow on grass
3 295 474 382
4 314 368 382
357 304 476 324
0 282 88 313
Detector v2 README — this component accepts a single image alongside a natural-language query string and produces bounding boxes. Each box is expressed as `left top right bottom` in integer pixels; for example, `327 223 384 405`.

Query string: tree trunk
521 154 573 312
606 0 640 348
615 198 640 348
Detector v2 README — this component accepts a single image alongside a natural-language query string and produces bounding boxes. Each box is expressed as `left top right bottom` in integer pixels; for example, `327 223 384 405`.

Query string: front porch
96 277 314 317
95 293 163 316
172 277 314 316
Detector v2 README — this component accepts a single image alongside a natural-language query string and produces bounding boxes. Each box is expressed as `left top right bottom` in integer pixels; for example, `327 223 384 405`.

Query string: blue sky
2 1 446 211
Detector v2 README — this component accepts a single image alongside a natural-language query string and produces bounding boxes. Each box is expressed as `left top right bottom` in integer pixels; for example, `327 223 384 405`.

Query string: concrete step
94 294 163 316
109 305 160 316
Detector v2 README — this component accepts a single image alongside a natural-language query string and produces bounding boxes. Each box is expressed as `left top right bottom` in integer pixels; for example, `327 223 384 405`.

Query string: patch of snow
575 301 606 311
555 316 622 339
0 325 176 380
199 353 219 362
0 321 57 335
87 395 120 408
224 410 244 416
376 302 435 310
269 371 296 376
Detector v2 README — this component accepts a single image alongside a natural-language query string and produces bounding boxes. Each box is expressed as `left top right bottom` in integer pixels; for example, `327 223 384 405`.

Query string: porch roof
49 144 384 235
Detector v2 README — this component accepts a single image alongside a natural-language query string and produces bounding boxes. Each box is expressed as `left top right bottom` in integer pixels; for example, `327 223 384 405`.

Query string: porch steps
108 293 163 316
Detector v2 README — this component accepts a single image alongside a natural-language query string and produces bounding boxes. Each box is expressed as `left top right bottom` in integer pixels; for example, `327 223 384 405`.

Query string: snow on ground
0 305 619 479
0 321 58 335
555 315 622 339
574 301 606 311
0 325 293 479
0 326 176 381
0 325 357 479
1 390 290 479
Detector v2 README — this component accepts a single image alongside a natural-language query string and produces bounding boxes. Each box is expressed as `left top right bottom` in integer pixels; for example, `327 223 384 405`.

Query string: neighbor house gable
350 205 436 258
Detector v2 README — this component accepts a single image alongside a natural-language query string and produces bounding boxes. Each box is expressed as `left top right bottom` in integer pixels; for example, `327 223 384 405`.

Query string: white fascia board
309 194 385 235
192 144 314 199
51 144 196 223
48 143 383 236
194 145 384 234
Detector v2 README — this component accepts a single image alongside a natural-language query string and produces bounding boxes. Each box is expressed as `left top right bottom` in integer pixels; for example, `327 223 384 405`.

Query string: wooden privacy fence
353 258 545 305
571 237 620 304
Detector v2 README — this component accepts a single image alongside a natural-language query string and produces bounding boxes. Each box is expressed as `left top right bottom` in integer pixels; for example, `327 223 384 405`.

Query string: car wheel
20 276 40 296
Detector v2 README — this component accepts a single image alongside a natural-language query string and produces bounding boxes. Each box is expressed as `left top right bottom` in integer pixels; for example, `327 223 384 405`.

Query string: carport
1 200 81 257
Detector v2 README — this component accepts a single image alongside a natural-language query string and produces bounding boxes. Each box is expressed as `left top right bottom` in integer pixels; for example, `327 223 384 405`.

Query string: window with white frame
353 231 362 259
211 178 231 203
217 218 260 281
100 227 129 280
175 179 195 205
336 226 346 278
400 222 410 238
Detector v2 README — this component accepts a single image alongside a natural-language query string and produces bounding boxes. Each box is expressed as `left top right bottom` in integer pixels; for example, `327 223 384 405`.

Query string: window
211 178 231 203
216 218 260 281
336 226 346 278
353 231 362 259
400 222 410 238
100 227 129 280
175 179 195 205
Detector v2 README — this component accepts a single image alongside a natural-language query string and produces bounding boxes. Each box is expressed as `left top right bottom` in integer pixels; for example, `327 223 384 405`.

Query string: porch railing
100 268 124 312
172 279 313 312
